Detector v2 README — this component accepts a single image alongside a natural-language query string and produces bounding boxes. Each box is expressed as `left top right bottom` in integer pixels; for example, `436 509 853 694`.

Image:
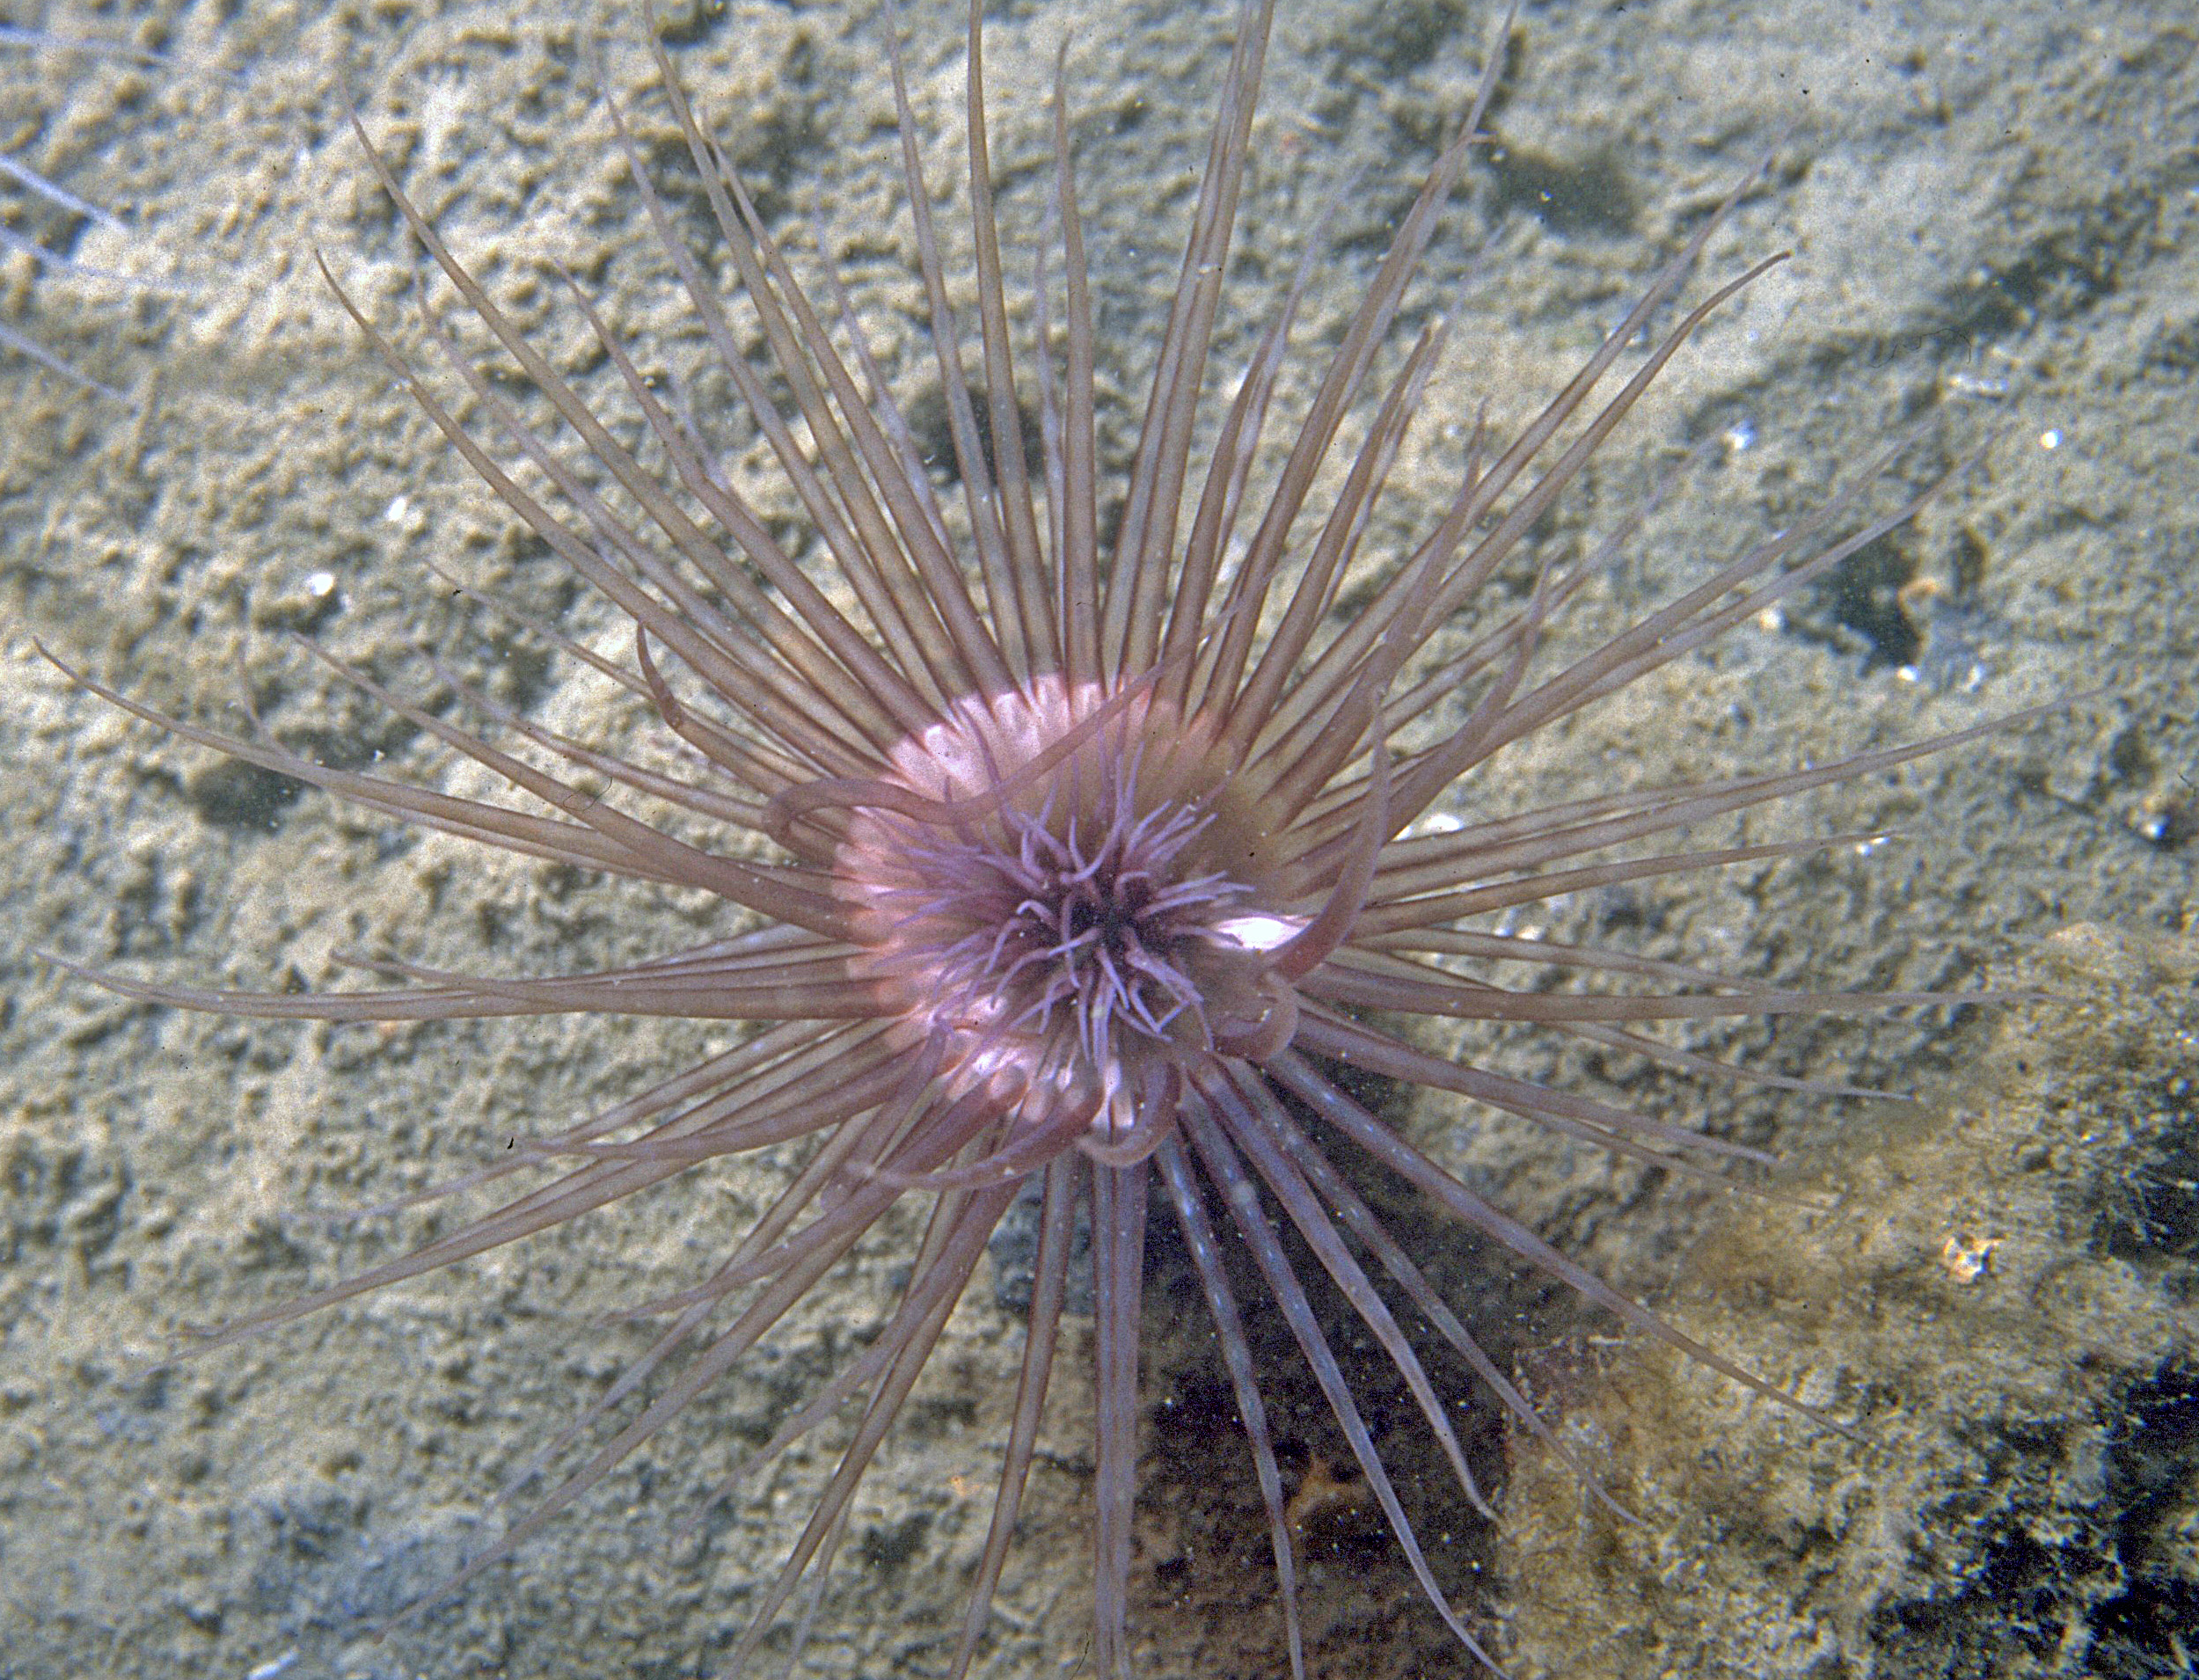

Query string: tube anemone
40 2 2042 1676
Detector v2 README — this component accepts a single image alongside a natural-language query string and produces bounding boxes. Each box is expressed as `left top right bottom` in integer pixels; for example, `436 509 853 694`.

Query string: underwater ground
3 2 2194 1676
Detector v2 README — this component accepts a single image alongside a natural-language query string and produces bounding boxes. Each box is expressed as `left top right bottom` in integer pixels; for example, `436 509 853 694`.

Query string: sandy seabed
3 2 2195 1676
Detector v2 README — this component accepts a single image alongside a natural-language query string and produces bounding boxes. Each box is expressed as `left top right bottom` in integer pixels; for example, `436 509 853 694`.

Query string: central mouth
829 676 1297 1130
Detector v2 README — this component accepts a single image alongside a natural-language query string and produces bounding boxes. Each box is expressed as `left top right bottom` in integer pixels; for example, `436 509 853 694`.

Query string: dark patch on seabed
1501 926 2199 1679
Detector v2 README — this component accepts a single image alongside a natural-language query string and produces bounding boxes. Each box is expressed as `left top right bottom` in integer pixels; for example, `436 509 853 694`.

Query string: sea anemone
36 0 2042 1675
